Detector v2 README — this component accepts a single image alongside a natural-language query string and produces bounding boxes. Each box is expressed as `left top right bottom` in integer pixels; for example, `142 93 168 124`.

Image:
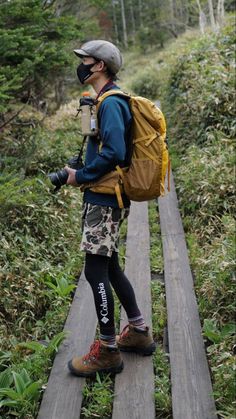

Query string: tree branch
42 0 57 10
0 104 27 131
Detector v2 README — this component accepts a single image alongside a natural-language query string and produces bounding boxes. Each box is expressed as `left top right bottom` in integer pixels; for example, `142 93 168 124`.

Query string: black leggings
84 252 141 335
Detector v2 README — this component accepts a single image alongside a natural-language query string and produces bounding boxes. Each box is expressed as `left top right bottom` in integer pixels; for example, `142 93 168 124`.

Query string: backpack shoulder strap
96 90 130 111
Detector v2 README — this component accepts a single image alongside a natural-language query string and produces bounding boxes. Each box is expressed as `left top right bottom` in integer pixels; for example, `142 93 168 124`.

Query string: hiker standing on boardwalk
66 40 156 377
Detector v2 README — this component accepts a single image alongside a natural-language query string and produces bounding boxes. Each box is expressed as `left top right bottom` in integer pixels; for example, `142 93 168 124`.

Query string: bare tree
182 0 190 29
196 0 207 34
129 0 136 39
216 0 225 27
208 0 216 30
112 0 119 44
138 0 143 27
169 0 176 32
120 0 128 47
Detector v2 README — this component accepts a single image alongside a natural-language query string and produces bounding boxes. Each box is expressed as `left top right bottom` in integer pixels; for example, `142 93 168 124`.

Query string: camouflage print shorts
80 203 130 257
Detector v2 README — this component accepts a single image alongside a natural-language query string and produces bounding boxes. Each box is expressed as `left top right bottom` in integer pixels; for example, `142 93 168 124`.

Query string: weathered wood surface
158 171 217 419
37 273 97 419
112 201 155 419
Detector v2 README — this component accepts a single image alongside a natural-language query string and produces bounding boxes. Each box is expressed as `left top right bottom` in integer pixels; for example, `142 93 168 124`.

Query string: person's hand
64 166 79 186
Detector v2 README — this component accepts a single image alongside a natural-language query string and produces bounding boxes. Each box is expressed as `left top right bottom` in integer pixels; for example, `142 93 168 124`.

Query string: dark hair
105 67 118 81
93 57 118 81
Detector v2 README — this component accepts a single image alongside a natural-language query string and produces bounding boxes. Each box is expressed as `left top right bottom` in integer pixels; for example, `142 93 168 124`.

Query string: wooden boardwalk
158 172 217 419
37 175 217 419
37 274 97 419
112 202 155 419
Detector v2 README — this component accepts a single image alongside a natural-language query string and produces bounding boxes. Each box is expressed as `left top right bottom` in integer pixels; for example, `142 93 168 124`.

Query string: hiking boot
117 324 156 356
68 340 124 378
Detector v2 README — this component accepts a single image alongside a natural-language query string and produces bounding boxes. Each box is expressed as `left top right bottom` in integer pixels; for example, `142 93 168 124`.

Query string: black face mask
77 63 96 84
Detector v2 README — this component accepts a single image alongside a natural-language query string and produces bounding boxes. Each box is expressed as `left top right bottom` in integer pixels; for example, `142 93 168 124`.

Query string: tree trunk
129 0 136 38
217 0 225 27
196 0 207 34
138 0 143 27
112 0 119 45
55 78 65 109
181 0 188 24
183 0 190 29
169 0 175 31
120 0 128 48
208 0 216 31
177 0 184 22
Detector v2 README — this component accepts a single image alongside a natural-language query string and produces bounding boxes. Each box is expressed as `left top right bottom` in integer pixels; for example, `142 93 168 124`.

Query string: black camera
48 155 84 192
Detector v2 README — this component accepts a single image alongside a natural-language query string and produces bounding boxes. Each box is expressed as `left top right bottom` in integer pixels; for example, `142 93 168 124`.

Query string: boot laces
120 324 130 338
83 340 101 361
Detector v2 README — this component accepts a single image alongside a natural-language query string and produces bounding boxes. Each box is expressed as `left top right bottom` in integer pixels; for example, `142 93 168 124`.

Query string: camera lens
48 169 69 189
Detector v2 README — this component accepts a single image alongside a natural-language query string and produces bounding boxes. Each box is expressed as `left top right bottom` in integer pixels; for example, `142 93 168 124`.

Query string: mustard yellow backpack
80 91 170 208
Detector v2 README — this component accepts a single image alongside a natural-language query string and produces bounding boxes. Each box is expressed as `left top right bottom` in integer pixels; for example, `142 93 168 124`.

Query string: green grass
0 105 85 417
81 373 114 419
148 201 164 276
158 16 235 418
1 14 235 418
148 201 172 418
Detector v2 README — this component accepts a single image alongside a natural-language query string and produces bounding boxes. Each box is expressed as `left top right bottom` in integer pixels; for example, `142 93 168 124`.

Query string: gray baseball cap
74 40 122 74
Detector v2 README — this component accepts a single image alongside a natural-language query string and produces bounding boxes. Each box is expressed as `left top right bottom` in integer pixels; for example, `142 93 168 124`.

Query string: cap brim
73 49 90 58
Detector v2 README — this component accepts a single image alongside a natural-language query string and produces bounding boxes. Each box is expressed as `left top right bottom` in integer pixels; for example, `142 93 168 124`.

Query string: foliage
131 67 161 100
0 4 235 417
149 205 171 418
175 142 235 321
176 140 235 235
0 332 66 418
0 0 83 113
203 319 235 345
160 16 236 418
0 368 41 415
172 131 235 418
151 281 171 418
164 21 235 145
148 202 163 274
153 348 172 418
206 341 236 418
84 0 234 50
81 373 114 418
0 100 84 416
45 274 76 299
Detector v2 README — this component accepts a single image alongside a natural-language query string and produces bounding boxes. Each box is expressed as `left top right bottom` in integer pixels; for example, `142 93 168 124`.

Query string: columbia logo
101 316 109 324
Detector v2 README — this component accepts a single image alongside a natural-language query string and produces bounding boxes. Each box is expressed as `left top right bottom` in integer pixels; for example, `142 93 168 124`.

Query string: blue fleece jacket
75 86 132 208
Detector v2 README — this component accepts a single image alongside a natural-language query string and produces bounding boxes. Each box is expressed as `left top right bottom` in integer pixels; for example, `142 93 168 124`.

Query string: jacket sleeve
75 97 126 184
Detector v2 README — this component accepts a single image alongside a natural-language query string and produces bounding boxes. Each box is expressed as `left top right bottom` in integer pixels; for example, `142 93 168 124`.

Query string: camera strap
76 135 87 163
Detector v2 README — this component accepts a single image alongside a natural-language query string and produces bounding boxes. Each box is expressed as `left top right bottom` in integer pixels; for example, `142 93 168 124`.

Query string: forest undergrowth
124 14 235 419
0 13 235 419
158 17 235 419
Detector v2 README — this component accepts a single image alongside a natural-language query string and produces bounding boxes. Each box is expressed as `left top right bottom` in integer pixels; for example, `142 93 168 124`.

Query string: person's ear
93 60 105 72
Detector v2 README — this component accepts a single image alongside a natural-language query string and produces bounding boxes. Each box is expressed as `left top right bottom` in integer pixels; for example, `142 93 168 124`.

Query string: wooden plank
158 172 217 419
37 273 97 419
112 202 155 419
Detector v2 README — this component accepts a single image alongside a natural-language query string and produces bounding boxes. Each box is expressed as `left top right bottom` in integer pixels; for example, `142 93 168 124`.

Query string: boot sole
68 360 124 378
118 341 156 356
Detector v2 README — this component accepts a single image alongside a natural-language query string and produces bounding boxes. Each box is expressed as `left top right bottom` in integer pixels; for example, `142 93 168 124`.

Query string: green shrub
0 0 83 113
0 110 85 349
131 67 161 99
164 22 235 146
82 374 114 418
0 119 84 416
175 140 235 235
160 17 236 417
